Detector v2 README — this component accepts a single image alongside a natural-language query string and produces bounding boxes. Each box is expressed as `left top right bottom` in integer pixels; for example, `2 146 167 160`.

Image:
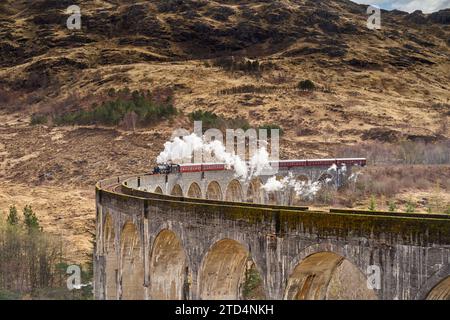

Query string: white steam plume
156 133 272 180
261 176 285 192
156 133 203 164
261 171 333 201
157 135 347 202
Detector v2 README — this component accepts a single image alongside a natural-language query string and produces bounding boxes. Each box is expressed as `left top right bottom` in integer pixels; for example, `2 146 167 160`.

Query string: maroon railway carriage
152 158 366 175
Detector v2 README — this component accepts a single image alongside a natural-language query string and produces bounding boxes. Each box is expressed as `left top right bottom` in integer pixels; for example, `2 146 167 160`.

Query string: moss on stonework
99 182 450 245
278 210 450 243
156 199 275 224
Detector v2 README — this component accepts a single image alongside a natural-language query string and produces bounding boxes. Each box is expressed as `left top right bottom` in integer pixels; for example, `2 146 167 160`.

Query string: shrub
314 186 336 206
227 117 251 131
368 195 376 211
6 205 19 226
53 89 177 127
446 206 450 215
267 71 294 85
30 113 48 125
405 200 416 213
0 89 11 105
297 79 316 91
217 85 277 95
241 262 264 300
23 205 40 232
189 110 250 132
0 288 21 300
388 200 397 212
189 110 221 130
212 56 263 75
107 88 116 97
431 103 450 113
258 124 284 136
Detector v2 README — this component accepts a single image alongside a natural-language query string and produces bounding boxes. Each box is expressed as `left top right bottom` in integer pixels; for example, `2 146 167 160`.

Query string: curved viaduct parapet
94 169 450 300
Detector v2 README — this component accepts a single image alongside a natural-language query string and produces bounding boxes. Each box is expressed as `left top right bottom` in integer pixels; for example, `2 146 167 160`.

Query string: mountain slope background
0 0 449 262
1 0 449 142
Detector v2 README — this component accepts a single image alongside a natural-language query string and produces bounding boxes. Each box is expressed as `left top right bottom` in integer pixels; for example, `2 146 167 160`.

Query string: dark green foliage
242 263 264 300
107 88 116 97
431 102 450 114
297 79 316 91
0 289 21 300
30 113 48 125
6 205 19 226
217 84 277 95
368 195 376 211
405 200 416 213
189 110 250 132
212 56 263 74
23 205 40 232
388 201 397 212
53 89 177 127
189 110 220 130
227 117 251 131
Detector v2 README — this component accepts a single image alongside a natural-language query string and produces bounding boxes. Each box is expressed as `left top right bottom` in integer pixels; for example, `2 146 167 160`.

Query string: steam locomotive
151 158 366 175
152 163 181 175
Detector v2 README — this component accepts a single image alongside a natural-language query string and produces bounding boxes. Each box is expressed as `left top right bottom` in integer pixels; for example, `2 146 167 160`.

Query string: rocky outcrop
429 9 450 24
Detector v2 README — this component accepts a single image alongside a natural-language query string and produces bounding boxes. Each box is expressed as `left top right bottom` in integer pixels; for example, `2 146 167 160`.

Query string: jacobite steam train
151 158 367 175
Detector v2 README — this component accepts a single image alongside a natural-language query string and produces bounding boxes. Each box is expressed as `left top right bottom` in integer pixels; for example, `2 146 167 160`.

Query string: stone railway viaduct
94 161 450 300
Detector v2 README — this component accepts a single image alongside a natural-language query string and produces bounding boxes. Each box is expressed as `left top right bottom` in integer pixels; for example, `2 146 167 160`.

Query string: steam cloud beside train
156 134 352 199
156 133 272 180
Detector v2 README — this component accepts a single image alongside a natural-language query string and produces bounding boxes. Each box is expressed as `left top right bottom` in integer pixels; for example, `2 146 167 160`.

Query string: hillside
0 1 449 145
0 0 449 262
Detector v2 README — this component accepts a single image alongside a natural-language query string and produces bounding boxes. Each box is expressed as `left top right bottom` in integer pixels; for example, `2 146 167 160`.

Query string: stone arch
426 276 450 300
149 230 188 300
154 186 163 194
171 184 183 196
246 178 262 203
284 251 377 300
225 179 244 202
199 239 265 300
120 221 145 300
206 181 222 200
187 182 202 199
104 214 117 300
415 265 450 300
